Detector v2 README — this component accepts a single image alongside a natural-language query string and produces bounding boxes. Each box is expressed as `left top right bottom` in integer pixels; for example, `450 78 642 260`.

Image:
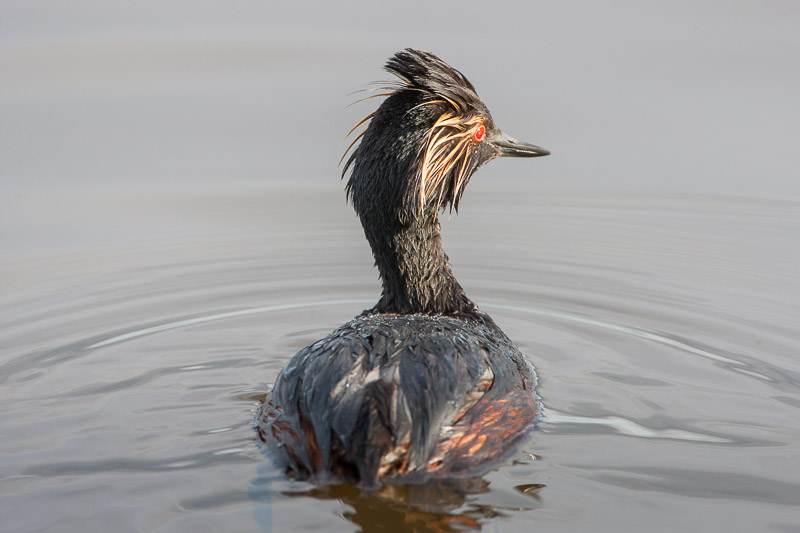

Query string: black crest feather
343 49 494 218
384 49 481 113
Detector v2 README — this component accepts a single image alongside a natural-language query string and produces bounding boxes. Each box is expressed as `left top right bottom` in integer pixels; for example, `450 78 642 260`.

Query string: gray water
3 188 799 531
3 2 800 532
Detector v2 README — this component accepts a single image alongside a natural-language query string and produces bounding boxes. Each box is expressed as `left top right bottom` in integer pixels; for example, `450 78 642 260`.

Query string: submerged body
258 313 538 486
256 49 549 486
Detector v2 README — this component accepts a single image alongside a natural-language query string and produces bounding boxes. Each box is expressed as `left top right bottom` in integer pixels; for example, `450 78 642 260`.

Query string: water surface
2 187 799 531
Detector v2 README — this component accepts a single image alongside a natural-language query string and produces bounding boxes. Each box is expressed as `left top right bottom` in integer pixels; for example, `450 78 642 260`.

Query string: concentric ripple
2 189 799 531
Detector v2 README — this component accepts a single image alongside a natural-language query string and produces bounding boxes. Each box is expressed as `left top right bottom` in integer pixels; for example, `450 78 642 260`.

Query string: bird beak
490 131 550 158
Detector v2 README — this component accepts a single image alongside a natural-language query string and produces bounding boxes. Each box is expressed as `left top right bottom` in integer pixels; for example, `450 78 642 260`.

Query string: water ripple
87 299 372 349
539 407 732 443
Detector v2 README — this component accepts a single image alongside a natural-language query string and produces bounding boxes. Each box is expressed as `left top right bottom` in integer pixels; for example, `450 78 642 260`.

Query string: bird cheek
475 143 497 166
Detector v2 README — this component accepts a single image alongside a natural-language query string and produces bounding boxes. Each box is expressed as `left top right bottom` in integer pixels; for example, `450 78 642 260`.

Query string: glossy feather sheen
257 314 538 487
256 49 542 487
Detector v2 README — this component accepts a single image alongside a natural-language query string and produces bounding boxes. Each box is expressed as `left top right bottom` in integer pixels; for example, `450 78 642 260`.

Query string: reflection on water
248 456 545 532
2 188 800 531
270 478 527 532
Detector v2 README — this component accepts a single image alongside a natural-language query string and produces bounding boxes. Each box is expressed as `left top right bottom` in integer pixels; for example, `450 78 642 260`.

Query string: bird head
344 49 549 223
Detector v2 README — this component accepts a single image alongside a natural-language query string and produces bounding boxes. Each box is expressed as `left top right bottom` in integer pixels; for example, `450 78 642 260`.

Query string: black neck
360 213 477 316
344 88 483 317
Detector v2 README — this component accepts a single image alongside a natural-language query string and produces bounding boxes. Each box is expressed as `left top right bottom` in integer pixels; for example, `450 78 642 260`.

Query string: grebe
256 49 549 487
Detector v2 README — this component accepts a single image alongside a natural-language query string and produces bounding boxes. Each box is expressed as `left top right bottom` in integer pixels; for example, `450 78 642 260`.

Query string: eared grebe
256 49 549 488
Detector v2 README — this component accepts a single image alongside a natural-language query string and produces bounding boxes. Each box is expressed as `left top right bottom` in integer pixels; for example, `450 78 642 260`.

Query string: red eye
473 124 486 142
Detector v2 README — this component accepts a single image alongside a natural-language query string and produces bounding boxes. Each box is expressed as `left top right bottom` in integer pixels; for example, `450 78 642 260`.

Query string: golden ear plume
418 114 483 213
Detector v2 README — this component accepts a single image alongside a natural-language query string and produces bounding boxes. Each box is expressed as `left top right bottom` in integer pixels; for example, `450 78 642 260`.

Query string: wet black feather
256 49 540 488
260 314 536 486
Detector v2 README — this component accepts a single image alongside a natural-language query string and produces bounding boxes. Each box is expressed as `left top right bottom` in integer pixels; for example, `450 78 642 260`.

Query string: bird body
256 49 549 487
259 313 538 487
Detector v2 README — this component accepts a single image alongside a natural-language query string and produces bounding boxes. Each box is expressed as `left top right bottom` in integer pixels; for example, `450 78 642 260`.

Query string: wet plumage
256 49 549 488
